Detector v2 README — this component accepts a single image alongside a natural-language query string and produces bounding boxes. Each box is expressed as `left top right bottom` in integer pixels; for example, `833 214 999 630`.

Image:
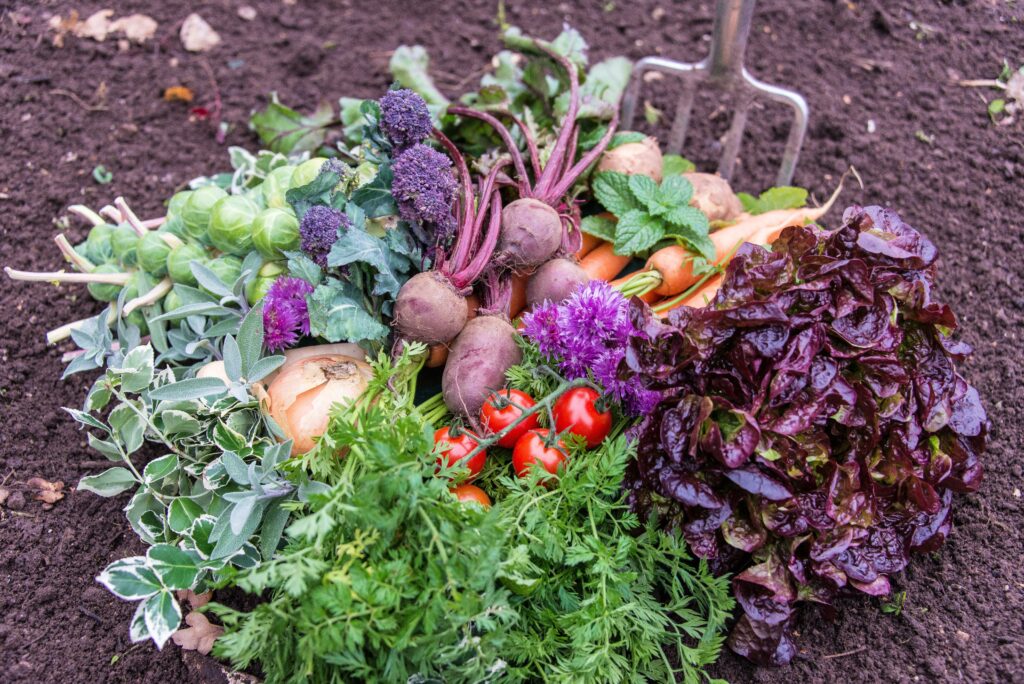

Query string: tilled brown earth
0 1 1021 682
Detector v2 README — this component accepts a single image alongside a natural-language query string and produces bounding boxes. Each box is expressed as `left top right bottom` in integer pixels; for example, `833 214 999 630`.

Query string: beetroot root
526 258 588 307
442 315 522 416
393 271 469 344
499 198 563 268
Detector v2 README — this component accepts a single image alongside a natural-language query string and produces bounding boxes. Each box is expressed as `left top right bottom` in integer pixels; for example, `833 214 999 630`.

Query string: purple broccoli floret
390 143 457 237
299 205 350 267
379 89 432 151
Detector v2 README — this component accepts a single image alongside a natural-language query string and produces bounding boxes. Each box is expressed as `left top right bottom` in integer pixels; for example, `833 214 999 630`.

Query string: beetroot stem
451 191 503 289
532 45 580 198
547 110 619 202
498 110 542 180
448 106 531 196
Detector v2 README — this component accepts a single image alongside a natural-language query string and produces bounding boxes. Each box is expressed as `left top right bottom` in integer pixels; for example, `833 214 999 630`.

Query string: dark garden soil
1 1 1021 682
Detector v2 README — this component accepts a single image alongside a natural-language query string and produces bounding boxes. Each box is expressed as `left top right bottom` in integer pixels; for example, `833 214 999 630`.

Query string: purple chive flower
299 205 350 268
390 143 457 235
521 281 659 415
379 89 432 151
263 277 314 351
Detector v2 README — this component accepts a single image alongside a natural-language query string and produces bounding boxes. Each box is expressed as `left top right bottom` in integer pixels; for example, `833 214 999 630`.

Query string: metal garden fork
621 0 808 186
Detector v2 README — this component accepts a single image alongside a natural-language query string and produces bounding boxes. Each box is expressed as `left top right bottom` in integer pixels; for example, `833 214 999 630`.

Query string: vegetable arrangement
5 21 987 681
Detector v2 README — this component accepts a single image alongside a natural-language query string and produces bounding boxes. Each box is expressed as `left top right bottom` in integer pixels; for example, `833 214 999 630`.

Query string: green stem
613 269 661 298
113 387 187 460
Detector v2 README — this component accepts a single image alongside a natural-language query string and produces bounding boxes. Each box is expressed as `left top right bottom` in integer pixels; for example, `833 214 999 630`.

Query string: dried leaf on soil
163 86 195 103
27 477 65 506
171 611 223 655
176 589 212 608
180 14 221 53
108 14 158 44
48 10 158 45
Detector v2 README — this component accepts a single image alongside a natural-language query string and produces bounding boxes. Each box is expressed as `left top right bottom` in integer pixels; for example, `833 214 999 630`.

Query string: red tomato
434 426 486 480
451 483 491 508
480 389 539 448
553 387 612 449
512 429 568 480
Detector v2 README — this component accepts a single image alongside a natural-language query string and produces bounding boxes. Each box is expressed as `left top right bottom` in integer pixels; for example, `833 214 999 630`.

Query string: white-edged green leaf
129 600 150 643
592 172 641 216
88 433 124 461
79 466 137 497
85 377 112 412
143 454 178 484
580 214 617 241
63 407 109 433
612 209 663 255
147 544 200 590
117 345 155 393
149 377 226 401
108 404 146 455
97 556 161 600
143 589 182 649
158 410 202 438
168 497 204 534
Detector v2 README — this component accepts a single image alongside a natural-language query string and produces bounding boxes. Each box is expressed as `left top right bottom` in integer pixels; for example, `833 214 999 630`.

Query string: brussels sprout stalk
4 266 131 285
123 277 172 315
67 204 105 227
54 234 95 272
99 205 122 224
114 197 148 236
46 307 115 345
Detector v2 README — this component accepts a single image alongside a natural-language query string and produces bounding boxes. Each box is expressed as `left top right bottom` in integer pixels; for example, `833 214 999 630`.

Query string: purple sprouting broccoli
379 89 432 151
299 205 350 267
390 143 457 239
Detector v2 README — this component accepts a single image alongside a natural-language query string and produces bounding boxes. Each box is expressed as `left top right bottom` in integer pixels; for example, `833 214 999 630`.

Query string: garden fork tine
621 0 809 186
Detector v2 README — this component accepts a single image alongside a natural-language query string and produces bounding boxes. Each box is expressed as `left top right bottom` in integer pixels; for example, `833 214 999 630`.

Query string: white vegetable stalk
4 266 130 285
123 277 172 315
114 197 147 236
67 204 105 227
46 307 115 345
54 234 95 272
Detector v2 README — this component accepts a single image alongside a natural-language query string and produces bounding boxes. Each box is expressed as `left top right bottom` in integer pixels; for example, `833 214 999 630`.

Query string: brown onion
262 355 372 455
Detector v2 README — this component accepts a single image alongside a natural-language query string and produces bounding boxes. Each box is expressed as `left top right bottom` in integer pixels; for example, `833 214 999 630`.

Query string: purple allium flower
521 281 660 415
379 89 432 151
299 205 350 268
390 143 456 235
263 277 314 351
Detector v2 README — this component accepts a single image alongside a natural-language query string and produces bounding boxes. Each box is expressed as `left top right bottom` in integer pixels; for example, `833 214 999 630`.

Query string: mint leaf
646 175 694 218
250 93 335 155
662 154 696 176
669 227 716 262
665 204 710 233
628 174 660 213
613 209 663 255
580 215 617 241
592 172 641 216
664 205 714 260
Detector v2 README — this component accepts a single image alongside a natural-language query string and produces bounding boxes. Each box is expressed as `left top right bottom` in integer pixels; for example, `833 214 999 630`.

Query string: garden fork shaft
621 0 808 186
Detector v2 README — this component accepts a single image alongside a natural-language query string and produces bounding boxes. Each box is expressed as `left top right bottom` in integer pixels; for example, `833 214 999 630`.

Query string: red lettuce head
622 206 987 665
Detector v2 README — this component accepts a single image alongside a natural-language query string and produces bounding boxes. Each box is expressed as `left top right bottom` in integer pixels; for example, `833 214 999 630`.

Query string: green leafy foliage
736 186 808 215
662 154 696 176
250 93 336 155
591 171 713 258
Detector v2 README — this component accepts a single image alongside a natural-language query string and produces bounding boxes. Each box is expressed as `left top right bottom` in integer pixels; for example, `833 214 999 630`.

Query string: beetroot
499 199 563 268
526 257 588 307
393 271 468 344
442 314 522 416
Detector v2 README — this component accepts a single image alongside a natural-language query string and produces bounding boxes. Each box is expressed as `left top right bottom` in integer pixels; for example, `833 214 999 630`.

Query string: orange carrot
580 242 630 282
576 232 602 259
509 270 532 319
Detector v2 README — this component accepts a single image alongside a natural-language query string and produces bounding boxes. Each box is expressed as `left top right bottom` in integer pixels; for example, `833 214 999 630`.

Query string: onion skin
263 355 372 455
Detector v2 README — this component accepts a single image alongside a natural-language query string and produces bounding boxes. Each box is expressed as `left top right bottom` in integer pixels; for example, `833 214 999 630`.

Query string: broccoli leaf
326 230 407 299
349 163 396 218
250 93 335 155
307 280 390 345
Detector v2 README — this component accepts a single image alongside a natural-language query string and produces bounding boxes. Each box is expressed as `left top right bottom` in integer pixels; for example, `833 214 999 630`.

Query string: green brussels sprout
86 263 125 303
84 224 116 264
205 255 243 289
245 261 287 304
161 214 188 239
181 185 228 242
291 157 328 188
110 224 140 266
166 243 208 286
246 187 267 211
252 207 300 259
208 195 259 256
261 165 296 208
163 288 183 313
138 231 175 276
166 190 193 221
